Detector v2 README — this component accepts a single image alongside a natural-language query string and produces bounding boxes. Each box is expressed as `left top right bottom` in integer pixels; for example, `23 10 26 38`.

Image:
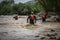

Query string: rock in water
46 34 51 37
35 35 39 37
49 36 56 40
40 37 45 39
50 29 55 32
57 37 60 40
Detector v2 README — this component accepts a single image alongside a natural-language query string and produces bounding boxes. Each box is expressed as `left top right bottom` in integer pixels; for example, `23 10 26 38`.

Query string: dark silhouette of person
27 13 36 24
13 15 18 20
42 13 48 22
42 15 46 22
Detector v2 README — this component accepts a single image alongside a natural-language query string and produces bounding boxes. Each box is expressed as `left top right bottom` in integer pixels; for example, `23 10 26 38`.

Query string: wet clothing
42 13 48 22
27 15 36 24
13 16 18 20
42 15 46 22
45 13 48 18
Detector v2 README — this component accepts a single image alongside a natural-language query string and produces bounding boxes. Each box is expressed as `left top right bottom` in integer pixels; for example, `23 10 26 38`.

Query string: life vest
30 15 35 20
42 15 45 19
14 16 18 19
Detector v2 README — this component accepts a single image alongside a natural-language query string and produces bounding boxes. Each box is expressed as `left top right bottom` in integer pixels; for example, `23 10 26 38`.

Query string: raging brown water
0 15 60 40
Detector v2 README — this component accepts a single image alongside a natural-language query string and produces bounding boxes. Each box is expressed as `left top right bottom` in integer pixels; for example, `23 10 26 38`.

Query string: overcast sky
0 0 2 2
0 0 32 3
14 0 32 3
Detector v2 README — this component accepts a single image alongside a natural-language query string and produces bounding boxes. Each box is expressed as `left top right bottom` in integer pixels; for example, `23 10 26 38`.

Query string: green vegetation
36 0 60 12
0 0 60 15
0 0 44 15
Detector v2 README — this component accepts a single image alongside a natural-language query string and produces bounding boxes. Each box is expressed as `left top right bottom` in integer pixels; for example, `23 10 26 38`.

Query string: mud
0 16 60 40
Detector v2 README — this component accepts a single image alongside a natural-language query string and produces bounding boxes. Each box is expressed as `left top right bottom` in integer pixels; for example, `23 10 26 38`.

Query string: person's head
31 11 34 15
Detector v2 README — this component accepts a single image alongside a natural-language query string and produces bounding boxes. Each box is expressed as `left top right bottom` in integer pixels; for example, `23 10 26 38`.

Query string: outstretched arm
27 16 30 23
34 16 36 23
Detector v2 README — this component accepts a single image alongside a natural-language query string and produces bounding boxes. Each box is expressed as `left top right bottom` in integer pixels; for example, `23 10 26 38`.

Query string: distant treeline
36 0 60 12
0 1 44 15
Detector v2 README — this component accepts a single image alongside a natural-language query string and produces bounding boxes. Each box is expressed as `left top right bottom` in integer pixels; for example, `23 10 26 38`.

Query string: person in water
42 13 48 22
13 15 18 20
27 12 36 24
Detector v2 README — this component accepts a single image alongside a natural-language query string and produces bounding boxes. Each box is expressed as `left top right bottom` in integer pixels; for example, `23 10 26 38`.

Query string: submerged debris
40 37 45 39
50 29 55 32
35 35 39 37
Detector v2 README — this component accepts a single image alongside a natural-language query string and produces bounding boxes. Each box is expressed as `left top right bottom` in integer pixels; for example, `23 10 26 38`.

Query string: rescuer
27 12 36 24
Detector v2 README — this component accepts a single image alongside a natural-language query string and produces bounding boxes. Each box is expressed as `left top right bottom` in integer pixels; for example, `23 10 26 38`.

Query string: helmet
31 11 34 14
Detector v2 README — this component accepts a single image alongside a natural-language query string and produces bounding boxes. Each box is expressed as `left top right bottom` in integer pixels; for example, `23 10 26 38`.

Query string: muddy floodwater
0 15 60 40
